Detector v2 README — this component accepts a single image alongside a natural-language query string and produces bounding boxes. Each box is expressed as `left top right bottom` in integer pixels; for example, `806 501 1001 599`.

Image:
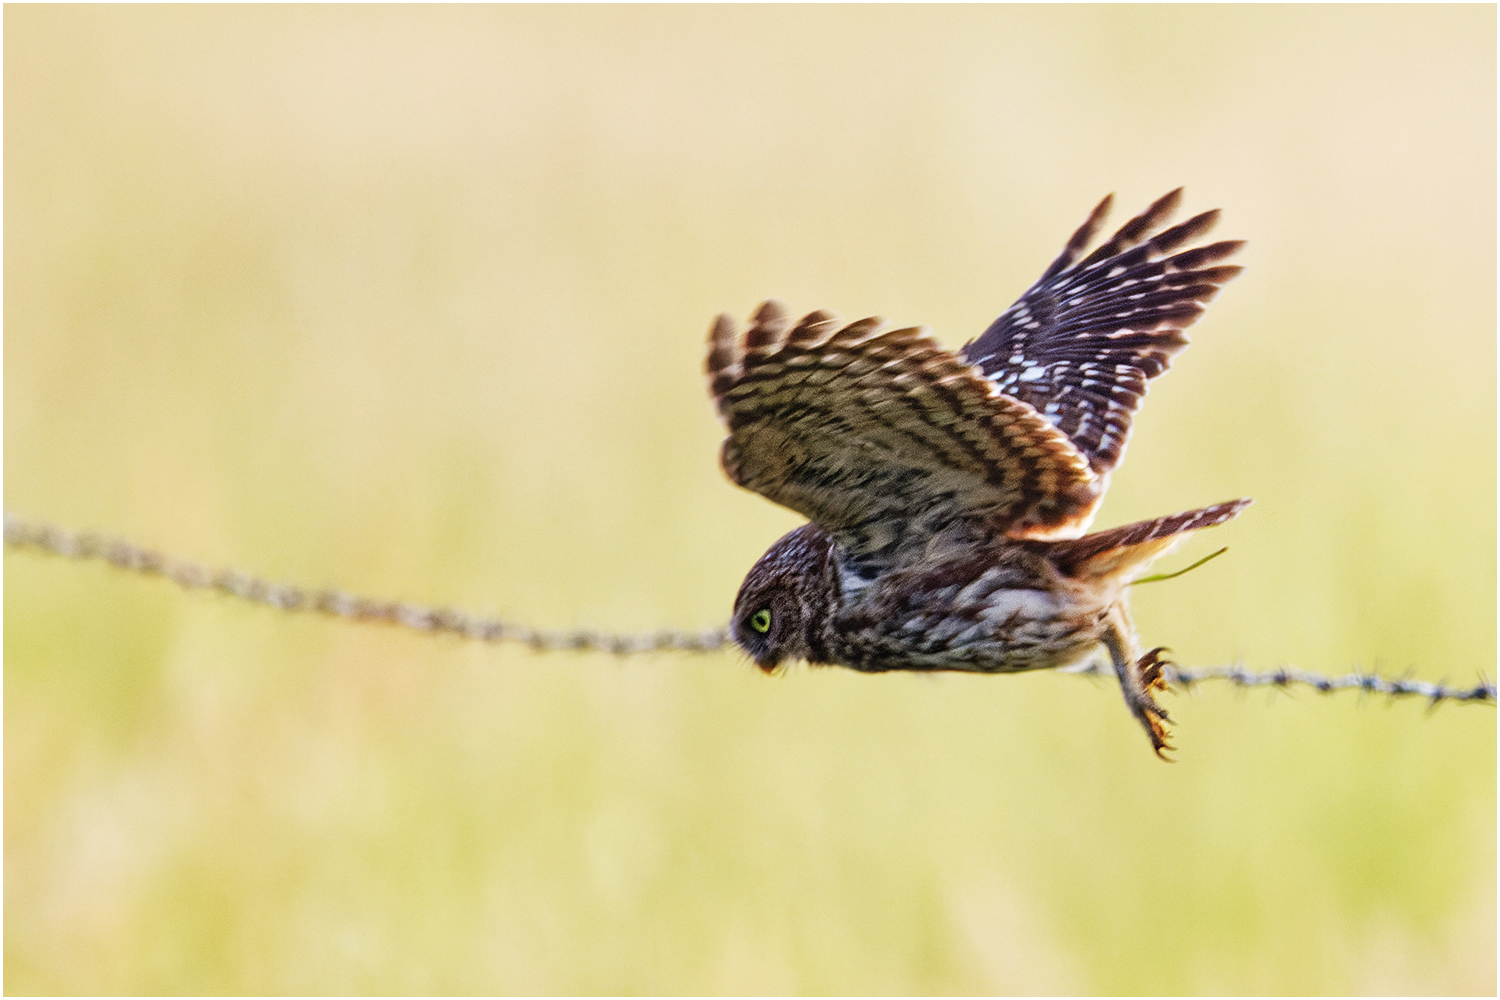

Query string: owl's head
731 523 836 672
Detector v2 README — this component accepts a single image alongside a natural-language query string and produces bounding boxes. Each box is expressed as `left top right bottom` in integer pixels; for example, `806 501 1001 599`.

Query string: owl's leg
1100 606 1174 760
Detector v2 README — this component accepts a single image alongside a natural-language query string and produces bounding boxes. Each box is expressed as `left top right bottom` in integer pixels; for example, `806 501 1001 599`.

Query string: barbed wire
6 510 1494 706
1060 661 1495 706
2 511 726 654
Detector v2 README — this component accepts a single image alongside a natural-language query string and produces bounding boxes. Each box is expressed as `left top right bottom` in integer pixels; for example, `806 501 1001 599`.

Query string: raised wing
962 189 1244 479
707 300 1099 570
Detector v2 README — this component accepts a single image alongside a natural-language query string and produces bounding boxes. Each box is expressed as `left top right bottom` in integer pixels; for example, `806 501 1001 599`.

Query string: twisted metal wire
3 511 726 655
6 510 1495 706
1060 661 1495 707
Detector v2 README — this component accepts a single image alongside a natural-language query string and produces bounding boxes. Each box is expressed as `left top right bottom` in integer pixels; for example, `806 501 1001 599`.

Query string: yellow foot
1131 647 1176 761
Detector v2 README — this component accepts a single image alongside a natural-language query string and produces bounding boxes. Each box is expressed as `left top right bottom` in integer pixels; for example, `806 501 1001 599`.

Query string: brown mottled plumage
707 190 1249 757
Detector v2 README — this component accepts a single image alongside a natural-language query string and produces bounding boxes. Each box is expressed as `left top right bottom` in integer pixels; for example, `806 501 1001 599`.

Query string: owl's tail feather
1051 498 1251 582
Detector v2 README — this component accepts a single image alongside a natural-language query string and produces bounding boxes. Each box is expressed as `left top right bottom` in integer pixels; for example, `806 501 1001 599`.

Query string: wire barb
5 509 1495 705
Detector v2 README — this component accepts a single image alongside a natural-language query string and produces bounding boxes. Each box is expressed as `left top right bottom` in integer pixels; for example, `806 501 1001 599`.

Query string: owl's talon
1130 648 1176 760
1139 646 1173 692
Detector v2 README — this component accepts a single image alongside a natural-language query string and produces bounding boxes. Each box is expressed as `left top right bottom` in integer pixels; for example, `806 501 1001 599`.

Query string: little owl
706 189 1249 757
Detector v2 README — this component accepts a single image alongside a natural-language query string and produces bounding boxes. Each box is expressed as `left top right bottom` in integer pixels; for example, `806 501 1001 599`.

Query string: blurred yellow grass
5 6 1494 994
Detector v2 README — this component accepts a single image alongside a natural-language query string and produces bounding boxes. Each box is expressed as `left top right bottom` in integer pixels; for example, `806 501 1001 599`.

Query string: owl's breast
822 544 1114 674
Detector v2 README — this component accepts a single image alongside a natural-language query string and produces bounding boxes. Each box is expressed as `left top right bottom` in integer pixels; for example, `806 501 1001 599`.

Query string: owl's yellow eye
749 608 772 634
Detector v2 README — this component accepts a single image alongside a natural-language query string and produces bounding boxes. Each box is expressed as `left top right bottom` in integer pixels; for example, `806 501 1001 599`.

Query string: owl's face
730 523 835 672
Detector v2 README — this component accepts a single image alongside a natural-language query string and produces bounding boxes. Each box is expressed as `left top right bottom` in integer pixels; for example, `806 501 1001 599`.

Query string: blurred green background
5 6 1494 994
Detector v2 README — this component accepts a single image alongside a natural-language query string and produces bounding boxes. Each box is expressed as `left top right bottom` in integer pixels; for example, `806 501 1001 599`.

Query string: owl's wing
707 301 1100 572
961 189 1244 479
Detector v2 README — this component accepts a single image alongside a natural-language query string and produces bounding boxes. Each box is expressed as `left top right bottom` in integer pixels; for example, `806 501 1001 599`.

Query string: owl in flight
706 189 1249 757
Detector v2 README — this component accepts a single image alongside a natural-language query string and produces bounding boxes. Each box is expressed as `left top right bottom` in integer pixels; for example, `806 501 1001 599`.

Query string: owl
706 189 1250 757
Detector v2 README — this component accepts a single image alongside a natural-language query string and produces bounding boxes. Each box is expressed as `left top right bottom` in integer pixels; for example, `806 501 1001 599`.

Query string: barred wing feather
962 189 1244 479
707 301 1101 569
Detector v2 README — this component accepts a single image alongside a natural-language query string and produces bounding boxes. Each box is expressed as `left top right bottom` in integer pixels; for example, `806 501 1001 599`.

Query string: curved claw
1103 624 1178 760
1135 647 1176 760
